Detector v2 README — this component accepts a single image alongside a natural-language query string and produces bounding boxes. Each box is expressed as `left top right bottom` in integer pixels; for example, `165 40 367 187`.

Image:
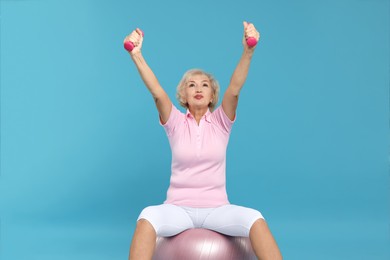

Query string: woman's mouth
194 95 203 100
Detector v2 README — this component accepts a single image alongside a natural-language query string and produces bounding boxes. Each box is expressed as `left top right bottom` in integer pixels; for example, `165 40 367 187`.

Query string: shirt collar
186 108 212 123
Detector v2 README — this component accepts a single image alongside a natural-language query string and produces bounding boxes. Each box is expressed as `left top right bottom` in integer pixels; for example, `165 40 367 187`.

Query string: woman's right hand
124 28 143 55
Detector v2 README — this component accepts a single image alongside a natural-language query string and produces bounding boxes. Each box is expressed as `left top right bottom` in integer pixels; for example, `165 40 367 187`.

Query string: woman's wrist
243 48 255 58
130 51 143 61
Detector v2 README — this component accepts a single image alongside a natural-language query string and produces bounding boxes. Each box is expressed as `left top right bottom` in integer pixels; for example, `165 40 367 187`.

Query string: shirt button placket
196 122 201 157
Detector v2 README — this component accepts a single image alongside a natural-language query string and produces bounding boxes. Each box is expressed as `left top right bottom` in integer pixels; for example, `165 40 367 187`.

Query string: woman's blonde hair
176 69 220 111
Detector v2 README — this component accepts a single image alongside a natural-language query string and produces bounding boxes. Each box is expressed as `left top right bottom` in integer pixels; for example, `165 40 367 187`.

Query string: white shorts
137 204 264 237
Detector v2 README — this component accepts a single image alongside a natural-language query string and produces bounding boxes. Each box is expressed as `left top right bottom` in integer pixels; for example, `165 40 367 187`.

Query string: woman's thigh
138 204 194 237
202 204 264 237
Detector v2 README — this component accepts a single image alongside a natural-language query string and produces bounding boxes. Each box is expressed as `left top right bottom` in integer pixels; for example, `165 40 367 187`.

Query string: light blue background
0 0 388 259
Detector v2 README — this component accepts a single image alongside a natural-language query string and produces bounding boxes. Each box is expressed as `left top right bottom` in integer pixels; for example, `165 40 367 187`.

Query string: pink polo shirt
161 104 235 207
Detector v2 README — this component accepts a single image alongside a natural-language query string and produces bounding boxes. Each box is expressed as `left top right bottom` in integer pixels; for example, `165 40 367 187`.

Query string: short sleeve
210 106 236 134
160 104 183 136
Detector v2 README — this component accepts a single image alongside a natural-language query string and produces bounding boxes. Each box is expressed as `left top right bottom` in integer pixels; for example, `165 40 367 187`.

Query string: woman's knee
249 219 283 259
250 218 267 233
136 204 194 237
137 218 153 227
136 219 157 235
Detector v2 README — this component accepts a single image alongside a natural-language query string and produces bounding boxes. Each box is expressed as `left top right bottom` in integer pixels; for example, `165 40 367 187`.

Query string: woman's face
183 74 214 110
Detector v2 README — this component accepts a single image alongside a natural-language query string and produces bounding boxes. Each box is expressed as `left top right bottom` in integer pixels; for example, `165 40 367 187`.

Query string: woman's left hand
242 21 260 51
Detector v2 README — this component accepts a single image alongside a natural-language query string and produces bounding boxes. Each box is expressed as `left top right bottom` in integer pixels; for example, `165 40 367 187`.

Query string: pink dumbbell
246 37 258 47
124 29 144 52
245 22 258 47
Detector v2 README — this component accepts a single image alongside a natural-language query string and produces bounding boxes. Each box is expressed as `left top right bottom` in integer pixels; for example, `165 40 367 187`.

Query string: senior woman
124 22 282 260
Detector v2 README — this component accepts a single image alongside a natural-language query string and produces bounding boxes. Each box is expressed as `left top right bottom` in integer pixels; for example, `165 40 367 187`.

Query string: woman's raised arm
124 28 172 124
222 22 260 121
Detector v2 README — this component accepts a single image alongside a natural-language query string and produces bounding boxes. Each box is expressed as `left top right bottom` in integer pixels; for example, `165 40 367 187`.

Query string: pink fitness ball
153 228 257 260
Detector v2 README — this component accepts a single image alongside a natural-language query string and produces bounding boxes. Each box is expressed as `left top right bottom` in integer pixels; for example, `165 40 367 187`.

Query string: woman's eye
189 84 195 87
203 84 209 87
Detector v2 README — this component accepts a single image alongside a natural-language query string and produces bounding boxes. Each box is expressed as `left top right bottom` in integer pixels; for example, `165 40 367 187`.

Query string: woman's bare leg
249 218 283 260
129 219 156 260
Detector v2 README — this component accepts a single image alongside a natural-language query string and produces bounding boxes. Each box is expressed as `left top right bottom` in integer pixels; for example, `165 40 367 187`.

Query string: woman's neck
189 106 208 125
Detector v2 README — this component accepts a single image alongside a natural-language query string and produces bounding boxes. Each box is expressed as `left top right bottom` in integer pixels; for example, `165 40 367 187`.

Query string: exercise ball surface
153 228 256 260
